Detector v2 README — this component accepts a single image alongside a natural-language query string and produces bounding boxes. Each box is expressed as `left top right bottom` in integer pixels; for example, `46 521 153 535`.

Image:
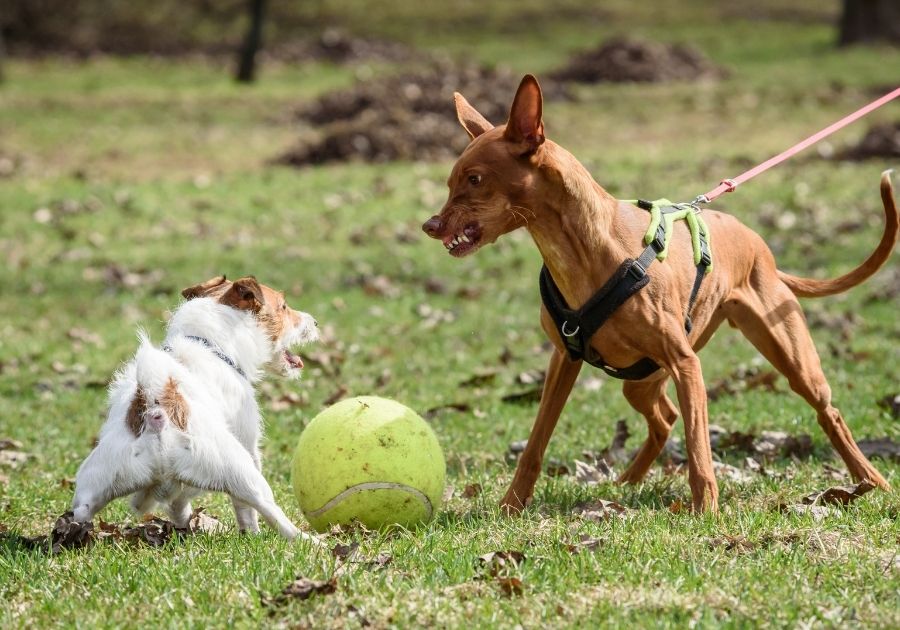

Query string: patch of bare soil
836 121 900 160
550 37 726 84
276 60 570 166
266 29 419 64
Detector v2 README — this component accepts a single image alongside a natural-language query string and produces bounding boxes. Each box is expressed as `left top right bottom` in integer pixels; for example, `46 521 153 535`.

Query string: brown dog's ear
220 276 265 312
181 275 228 300
504 74 545 155
454 92 494 140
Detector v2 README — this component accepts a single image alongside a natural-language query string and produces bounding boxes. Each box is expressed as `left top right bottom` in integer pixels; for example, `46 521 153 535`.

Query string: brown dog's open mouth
283 349 304 370
442 222 483 257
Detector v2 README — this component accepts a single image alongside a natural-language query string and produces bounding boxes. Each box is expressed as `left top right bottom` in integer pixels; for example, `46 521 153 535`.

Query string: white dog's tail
131 333 189 432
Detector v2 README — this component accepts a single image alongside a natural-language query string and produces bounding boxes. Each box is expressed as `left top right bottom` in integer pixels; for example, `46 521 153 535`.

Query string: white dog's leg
231 497 260 533
130 486 157 517
72 442 149 523
174 432 301 540
230 444 262 533
166 486 199 528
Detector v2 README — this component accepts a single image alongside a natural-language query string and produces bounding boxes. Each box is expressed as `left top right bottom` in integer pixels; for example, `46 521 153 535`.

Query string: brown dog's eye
468 174 482 186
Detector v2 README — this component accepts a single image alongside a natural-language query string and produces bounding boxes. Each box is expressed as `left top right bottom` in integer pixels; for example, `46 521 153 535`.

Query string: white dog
71 275 319 540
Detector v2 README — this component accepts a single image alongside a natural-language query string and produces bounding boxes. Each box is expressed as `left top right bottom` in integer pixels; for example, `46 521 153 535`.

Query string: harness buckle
628 260 647 280
561 321 581 338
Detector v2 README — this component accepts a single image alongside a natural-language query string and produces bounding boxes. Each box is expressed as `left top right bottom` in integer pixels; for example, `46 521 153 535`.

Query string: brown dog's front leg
501 348 582 515
669 353 719 512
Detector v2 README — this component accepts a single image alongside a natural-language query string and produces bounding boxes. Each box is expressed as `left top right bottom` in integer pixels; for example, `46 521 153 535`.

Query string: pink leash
694 86 900 205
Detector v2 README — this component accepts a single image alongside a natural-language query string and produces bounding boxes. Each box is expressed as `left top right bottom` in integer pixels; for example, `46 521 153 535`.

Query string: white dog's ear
181 275 228 300
221 276 264 313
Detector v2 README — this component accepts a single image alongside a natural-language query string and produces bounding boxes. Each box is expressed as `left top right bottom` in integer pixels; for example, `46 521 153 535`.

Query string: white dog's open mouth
283 349 304 370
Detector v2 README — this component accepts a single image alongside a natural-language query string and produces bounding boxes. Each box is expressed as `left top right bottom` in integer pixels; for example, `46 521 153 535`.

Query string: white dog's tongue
284 350 304 369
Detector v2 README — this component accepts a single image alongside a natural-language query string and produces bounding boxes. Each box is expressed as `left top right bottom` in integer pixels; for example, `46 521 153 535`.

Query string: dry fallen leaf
801 479 876 506
184 509 226 534
323 385 349 407
123 517 176 547
477 550 526 577
574 499 630 522
545 460 571 477
707 535 755 552
501 387 542 405
462 483 482 499
566 534 603 554
459 369 499 388
782 504 836 521
0 450 29 469
263 576 337 606
876 393 900 419
0 438 23 450
49 512 94 553
423 402 471 419
857 436 900 461
600 419 630 464
573 459 614 485
496 576 524 597
713 461 755 484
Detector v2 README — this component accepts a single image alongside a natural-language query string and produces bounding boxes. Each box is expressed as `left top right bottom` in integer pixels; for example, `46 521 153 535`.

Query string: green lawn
1 1 899 627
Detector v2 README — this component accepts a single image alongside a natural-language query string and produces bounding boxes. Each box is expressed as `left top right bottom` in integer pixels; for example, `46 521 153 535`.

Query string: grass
1 0 899 627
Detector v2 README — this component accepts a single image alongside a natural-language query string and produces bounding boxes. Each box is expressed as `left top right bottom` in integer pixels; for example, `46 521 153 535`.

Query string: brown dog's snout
422 216 444 237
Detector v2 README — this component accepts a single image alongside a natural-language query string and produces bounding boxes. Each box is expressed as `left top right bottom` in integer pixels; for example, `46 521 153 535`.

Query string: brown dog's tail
778 171 899 298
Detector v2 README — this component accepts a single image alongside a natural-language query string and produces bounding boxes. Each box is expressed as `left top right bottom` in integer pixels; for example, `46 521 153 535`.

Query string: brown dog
422 75 897 513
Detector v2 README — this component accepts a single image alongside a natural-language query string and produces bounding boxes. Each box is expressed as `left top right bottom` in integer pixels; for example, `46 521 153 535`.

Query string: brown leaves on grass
2 509 227 553
461 483 482 499
801 479 877 507
857 437 900 462
2 512 93 554
776 479 877 521
566 534 604 554
0 438 30 469
876 393 900 419
423 402 471 420
476 550 526 597
573 459 615 485
706 366 780 401
261 577 338 607
573 499 631 522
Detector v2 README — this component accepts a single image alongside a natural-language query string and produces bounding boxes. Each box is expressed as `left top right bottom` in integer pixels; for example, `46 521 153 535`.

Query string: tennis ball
291 396 446 532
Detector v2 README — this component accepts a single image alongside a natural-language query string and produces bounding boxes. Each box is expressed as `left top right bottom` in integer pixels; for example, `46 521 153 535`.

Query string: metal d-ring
561 321 580 337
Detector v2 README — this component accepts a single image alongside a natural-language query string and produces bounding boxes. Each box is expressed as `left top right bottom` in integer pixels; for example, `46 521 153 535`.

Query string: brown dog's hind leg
728 284 890 489
500 348 582 515
618 377 678 483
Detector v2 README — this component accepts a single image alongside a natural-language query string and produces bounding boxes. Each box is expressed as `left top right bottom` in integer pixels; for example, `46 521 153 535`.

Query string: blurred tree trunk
235 0 267 83
839 0 900 45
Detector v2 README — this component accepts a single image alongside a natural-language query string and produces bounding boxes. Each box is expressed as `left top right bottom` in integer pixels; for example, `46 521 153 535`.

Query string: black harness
539 200 712 381
162 335 248 380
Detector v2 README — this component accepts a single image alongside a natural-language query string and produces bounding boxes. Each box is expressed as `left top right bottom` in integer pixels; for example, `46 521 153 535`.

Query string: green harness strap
623 198 714 272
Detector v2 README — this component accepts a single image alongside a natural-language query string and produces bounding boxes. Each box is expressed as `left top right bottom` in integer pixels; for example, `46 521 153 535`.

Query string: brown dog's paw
499 493 531 516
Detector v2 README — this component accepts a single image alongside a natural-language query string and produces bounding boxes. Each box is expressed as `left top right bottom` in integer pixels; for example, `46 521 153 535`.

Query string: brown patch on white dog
180 275 228 300
126 388 148 437
160 378 188 431
219 276 264 313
